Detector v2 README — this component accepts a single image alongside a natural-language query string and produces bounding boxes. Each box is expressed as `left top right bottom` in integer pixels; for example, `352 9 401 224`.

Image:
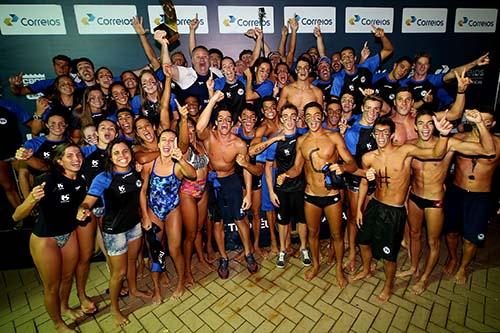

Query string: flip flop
81 304 98 315
105 288 129 298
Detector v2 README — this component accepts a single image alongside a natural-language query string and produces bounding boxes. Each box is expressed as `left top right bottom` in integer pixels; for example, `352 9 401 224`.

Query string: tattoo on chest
377 167 391 188
308 148 323 173
469 158 478 180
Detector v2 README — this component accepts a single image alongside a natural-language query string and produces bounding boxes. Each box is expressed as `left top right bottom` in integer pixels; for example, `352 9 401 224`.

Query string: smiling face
340 93 356 114
394 91 414 116
192 48 209 75
373 124 393 148
110 142 132 170
215 110 233 135
121 72 138 90
280 107 298 131
97 120 117 144
185 96 200 117
83 125 98 145
262 100 277 120
326 103 342 126
415 114 435 141
96 68 113 89
209 52 222 69
158 131 177 157
46 115 67 136
392 60 412 81
140 72 159 95
117 112 134 135
77 60 95 83
340 49 356 72
239 108 257 133
56 76 75 96
414 56 431 77
221 58 236 83
255 62 271 83
361 99 381 125
87 89 105 111
305 106 323 132
57 146 83 175
53 59 70 76
135 118 155 144
317 61 331 81
275 63 289 85
111 84 129 107
295 60 311 82
331 53 342 73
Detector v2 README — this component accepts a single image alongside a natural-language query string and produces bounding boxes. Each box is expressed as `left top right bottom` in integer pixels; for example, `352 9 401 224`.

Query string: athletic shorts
261 168 276 212
103 223 142 256
356 199 406 262
345 173 376 195
444 184 492 246
207 172 222 221
276 188 305 225
214 173 245 223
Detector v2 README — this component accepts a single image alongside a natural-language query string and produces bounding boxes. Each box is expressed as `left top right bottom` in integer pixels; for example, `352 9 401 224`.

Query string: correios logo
81 13 95 25
295 14 333 26
223 14 270 27
405 15 444 27
153 15 205 27
349 14 389 26
3 13 18 26
81 13 132 26
458 16 494 27
3 12 61 26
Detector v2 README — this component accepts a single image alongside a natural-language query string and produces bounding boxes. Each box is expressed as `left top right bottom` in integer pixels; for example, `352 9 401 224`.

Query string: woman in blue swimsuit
140 129 196 304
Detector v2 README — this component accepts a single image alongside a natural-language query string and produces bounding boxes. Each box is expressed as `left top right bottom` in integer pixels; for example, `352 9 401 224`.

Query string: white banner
218 6 274 34
401 8 447 33
74 5 137 35
345 7 394 33
147 5 208 34
454 8 497 33
0 4 66 35
283 7 336 33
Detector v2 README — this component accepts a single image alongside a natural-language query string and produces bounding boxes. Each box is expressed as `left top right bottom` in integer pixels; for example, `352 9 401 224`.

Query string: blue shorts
261 168 276 212
103 223 142 256
444 184 492 246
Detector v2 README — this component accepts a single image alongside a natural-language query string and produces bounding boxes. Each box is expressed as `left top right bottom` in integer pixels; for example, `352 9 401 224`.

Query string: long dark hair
105 138 135 173
52 142 82 174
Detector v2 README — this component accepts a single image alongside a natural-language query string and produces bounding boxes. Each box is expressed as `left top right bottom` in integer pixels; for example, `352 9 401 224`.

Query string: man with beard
354 116 452 301
400 109 495 294
277 56 323 120
196 91 258 278
277 102 356 287
330 26 394 111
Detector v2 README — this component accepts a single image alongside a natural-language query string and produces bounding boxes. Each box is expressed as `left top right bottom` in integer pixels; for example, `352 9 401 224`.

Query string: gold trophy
154 0 180 50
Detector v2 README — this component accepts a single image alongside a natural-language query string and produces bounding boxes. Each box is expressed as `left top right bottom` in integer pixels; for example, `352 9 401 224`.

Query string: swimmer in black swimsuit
13 143 87 332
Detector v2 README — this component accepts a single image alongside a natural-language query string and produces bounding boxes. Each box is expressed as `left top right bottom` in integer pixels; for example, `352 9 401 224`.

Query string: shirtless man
353 116 452 301
196 91 258 278
277 56 323 118
277 102 357 287
443 109 499 285
391 70 469 146
400 109 495 294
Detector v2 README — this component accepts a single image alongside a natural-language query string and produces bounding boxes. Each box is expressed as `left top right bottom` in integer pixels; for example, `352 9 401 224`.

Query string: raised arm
250 28 264 66
8 73 32 96
314 24 327 57
132 16 161 70
406 115 453 160
286 18 299 67
435 69 472 121
196 91 224 139
371 25 393 62
12 182 45 221
449 109 495 156
188 15 200 56
249 133 285 157
172 139 197 180
155 30 180 82
158 67 172 132
175 100 189 153
278 26 288 59
443 52 489 83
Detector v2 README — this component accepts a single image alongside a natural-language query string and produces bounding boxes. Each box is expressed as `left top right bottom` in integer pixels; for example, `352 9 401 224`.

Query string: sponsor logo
74 5 137 34
218 6 274 34
478 233 485 241
284 7 336 33
0 5 66 35
57 183 64 190
91 160 99 167
345 7 393 33
147 5 208 34
118 185 126 193
61 194 70 203
383 246 391 254
455 8 497 33
0 118 7 125
136 180 142 188
402 8 447 33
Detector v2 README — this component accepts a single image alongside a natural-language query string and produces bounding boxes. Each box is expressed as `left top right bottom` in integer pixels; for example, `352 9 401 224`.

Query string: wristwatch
33 114 43 120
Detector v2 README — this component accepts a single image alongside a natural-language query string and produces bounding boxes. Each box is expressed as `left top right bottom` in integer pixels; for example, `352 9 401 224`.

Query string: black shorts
214 173 245 223
356 199 406 262
344 173 376 195
444 184 492 246
409 192 444 209
276 188 305 225
304 193 341 209
207 179 222 222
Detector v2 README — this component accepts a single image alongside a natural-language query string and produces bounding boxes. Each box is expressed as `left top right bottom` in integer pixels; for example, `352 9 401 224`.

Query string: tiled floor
1 222 500 333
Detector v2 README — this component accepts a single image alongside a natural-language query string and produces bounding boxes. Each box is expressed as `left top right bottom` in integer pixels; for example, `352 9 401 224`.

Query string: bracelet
439 133 448 137
33 114 43 120
457 91 465 94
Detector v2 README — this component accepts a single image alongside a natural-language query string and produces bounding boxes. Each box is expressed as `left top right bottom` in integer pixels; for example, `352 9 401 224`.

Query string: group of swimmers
2 15 498 332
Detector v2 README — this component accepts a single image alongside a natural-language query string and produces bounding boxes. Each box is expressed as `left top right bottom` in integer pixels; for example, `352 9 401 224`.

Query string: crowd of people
1 15 498 332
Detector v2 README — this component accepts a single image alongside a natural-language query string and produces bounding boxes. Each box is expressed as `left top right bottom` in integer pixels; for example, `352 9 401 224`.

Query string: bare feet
61 307 85 321
377 289 391 302
234 250 245 263
455 268 468 284
171 285 185 300
254 246 268 259
336 270 348 289
79 297 98 315
160 272 170 287
184 273 195 289
111 310 130 327
343 258 356 273
198 257 214 272
351 270 371 282
207 251 218 264
443 258 458 275
152 292 162 305
269 246 280 257
396 267 418 278
305 266 319 281
130 289 152 299
412 278 428 295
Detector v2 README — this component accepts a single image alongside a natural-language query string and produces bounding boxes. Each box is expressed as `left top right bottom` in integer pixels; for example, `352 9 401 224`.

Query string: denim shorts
103 223 142 256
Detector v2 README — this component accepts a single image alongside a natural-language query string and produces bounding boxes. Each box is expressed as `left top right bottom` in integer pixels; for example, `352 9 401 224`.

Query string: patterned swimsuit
148 159 181 221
